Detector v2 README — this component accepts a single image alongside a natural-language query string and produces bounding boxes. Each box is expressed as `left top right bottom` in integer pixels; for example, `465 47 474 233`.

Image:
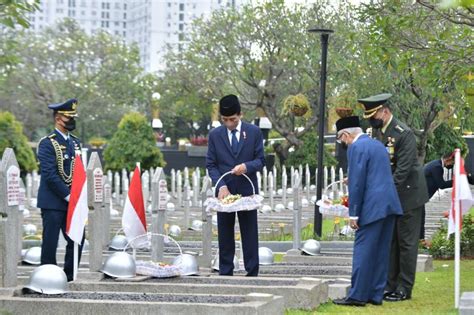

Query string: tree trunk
273 142 292 165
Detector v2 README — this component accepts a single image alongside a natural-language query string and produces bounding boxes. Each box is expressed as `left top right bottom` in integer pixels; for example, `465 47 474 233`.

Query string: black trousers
217 210 259 276
386 205 423 296
40 209 85 281
419 205 426 239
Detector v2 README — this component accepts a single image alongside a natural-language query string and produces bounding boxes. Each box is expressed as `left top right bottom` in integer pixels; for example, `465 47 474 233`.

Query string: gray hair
338 127 362 137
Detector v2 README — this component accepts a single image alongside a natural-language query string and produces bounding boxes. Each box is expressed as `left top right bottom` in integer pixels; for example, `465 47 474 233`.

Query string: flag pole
135 161 141 260
454 148 461 308
73 242 78 281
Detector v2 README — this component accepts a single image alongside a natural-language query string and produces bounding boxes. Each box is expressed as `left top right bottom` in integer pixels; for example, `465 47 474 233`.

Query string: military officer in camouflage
37 98 85 282
359 93 429 302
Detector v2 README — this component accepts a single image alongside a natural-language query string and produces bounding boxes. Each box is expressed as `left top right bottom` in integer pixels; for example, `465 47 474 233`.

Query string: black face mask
369 118 384 129
63 118 76 132
340 142 348 150
445 164 454 170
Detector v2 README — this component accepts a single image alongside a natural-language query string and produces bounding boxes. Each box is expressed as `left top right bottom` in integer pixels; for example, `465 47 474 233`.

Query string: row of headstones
1 148 310 288
105 165 346 210
0 149 114 287
23 164 347 214
0 148 205 287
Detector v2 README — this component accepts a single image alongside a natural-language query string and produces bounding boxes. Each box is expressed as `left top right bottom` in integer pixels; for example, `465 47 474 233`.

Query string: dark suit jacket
347 134 403 226
424 159 452 199
424 158 474 199
206 121 265 197
37 130 81 211
373 117 429 211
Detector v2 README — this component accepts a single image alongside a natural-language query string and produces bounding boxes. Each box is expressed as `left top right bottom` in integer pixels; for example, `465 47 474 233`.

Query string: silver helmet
258 247 274 265
260 205 272 214
166 202 175 211
274 203 285 212
301 239 321 256
23 246 42 265
100 252 136 278
23 264 68 294
23 224 37 236
169 225 181 237
109 235 128 250
189 219 203 231
211 254 239 271
172 253 199 276
301 198 309 207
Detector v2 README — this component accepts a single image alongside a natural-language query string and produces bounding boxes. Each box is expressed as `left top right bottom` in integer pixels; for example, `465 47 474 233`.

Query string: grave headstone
151 168 167 262
87 152 104 272
0 148 20 287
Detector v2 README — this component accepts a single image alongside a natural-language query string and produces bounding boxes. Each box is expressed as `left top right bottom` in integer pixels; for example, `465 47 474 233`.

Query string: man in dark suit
206 94 265 276
421 153 473 239
37 99 85 282
332 116 403 307
360 93 429 302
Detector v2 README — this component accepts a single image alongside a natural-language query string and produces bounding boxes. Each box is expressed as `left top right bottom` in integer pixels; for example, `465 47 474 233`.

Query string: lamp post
308 28 333 237
151 92 164 144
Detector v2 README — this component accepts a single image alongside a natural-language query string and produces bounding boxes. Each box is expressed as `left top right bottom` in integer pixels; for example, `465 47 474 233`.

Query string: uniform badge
386 137 395 165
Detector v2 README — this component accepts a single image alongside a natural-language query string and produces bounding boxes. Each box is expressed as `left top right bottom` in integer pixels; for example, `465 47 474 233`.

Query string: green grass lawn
286 259 474 314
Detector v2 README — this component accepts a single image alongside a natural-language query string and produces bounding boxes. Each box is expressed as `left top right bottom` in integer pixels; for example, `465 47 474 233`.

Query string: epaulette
70 133 79 139
37 134 55 155
395 125 405 133
37 133 54 145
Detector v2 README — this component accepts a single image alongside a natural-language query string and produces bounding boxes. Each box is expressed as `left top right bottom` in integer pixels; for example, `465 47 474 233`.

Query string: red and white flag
448 153 473 235
66 154 88 244
122 166 147 243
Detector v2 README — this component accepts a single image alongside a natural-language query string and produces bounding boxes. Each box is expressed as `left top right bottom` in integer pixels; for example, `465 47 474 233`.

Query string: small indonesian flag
66 154 88 244
448 153 473 235
122 166 147 243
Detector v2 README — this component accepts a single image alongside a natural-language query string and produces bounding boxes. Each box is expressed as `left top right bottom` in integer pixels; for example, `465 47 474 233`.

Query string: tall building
25 0 248 72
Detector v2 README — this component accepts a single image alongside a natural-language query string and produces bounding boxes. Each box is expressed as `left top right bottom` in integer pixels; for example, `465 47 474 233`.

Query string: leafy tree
159 1 366 162
0 0 39 28
425 123 468 162
0 0 39 86
0 19 159 142
103 112 166 172
356 0 473 161
0 111 37 172
285 130 337 170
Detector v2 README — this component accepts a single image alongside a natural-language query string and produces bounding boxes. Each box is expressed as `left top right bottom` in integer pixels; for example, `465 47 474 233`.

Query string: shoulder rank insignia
395 125 405 133
48 134 57 139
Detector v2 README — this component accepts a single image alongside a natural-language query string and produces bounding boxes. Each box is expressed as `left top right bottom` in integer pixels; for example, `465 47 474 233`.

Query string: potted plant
283 94 310 117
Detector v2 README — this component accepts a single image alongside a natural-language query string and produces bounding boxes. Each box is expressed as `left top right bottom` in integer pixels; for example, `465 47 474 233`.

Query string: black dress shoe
384 291 411 302
368 300 382 306
333 298 366 306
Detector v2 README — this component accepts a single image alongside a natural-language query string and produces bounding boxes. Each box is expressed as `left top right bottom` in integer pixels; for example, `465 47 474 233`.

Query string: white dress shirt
227 120 242 145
